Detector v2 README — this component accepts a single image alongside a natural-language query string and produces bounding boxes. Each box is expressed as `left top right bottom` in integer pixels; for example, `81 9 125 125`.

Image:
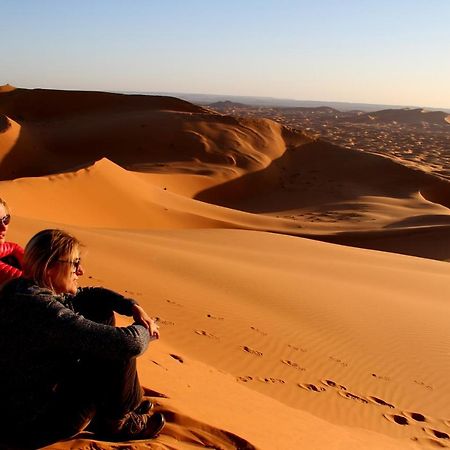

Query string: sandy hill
348 108 450 126
0 87 308 180
0 84 16 93
1 86 450 449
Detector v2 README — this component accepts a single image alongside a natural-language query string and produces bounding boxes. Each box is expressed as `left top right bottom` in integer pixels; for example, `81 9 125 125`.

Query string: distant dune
348 108 450 126
0 84 16 93
2 86 450 450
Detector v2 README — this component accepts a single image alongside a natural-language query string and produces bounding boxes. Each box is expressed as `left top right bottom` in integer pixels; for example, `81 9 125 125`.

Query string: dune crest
0 84 16 93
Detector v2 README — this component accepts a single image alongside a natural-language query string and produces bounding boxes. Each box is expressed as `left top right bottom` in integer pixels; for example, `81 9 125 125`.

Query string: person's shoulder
0 277 53 300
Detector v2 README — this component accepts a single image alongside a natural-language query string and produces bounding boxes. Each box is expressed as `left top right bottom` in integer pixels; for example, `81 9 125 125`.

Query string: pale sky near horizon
1 0 450 109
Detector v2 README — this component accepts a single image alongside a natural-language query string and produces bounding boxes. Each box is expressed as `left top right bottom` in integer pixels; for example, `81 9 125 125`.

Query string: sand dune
1 87 450 449
0 87 309 180
8 222 450 450
2 156 448 261
0 84 16 93
1 88 449 260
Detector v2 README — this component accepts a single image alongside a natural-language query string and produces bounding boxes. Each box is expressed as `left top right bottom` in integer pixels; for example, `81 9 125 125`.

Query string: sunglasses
58 257 82 272
0 214 11 226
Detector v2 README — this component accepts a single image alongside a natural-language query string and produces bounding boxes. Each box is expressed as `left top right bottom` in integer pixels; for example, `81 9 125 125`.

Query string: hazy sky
2 0 450 108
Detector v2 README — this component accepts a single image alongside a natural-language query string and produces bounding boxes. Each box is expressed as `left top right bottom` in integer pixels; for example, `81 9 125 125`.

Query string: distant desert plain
1 84 450 449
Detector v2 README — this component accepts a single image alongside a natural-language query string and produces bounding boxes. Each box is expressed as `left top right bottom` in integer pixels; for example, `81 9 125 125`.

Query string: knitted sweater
0 242 24 285
0 278 150 425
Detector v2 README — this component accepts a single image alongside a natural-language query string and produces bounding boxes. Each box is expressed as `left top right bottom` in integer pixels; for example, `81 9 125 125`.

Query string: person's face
0 205 10 244
46 250 84 295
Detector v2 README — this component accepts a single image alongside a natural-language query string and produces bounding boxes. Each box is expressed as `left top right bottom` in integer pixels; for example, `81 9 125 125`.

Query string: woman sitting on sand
0 198 24 285
0 229 165 448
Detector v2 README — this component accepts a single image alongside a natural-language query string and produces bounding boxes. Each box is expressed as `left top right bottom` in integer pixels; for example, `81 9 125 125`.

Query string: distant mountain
128 91 450 114
208 100 250 109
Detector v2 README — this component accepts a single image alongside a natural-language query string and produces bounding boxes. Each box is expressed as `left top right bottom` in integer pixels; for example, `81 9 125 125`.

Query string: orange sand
1 86 450 449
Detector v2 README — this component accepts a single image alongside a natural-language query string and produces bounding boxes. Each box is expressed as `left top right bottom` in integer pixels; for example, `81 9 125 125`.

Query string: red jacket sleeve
0 242 24 285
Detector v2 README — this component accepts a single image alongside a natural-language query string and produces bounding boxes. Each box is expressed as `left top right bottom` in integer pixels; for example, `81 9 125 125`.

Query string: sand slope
2 153 449 260
9 222 450 450
1 87 450 449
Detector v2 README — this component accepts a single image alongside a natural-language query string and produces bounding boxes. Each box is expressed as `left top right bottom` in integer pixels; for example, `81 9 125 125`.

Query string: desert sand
1 86 450 449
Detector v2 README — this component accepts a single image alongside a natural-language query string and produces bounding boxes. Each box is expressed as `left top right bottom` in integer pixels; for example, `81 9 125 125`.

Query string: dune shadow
39 404 257 450
383 214 450 229
195 140 449 213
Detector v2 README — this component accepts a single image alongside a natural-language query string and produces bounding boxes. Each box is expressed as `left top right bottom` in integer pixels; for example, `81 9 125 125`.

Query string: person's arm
73 287 137 315
30 292 151 360
0 261 22 285
71 287 160 338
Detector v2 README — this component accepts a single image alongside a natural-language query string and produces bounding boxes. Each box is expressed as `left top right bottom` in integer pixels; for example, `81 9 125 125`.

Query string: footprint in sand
169 354 184 363
257 377 286 385
241 346 263 357
423 428 450 441
155 316 175 326
371 373 391 381
150 360 168 371
338 391 369 404
403 411 429 423
281 360 306 371
383 413 410 426
250 326 267 336
298 383 326 393
287 344 307 352
195 330 219 340
366 396 395 409
237 376 254 383
207 314 224 320
329 356 348 367
413 379 433 390
320 379 347 391
124 290 142 296
166 299 183 307
87 275 103 282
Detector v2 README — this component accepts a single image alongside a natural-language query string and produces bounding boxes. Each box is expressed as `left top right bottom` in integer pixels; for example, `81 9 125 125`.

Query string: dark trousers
12 299 143 449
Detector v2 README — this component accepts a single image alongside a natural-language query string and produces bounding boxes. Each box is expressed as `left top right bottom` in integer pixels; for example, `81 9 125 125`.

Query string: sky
1 0 450 109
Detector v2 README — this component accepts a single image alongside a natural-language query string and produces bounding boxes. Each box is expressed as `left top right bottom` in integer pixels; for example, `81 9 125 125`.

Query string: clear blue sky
2 0 450 108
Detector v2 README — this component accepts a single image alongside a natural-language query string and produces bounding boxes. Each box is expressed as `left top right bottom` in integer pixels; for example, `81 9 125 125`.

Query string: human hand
132 304 160 339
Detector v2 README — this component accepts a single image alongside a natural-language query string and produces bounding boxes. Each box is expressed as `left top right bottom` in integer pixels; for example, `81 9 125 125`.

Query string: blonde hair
0 198 10 214
23 229 81 290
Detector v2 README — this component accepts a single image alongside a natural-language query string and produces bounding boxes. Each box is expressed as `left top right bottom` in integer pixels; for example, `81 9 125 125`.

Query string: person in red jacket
0 198 23 285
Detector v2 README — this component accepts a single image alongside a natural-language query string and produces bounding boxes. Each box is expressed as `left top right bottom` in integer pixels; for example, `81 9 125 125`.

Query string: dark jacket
0 277 150 426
